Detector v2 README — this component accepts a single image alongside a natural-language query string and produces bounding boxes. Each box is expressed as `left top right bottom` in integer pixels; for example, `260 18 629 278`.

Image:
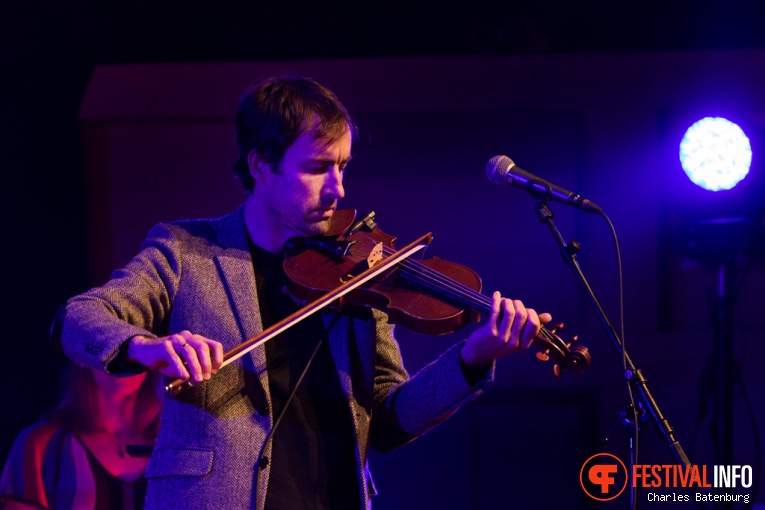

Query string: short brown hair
233 75 356 192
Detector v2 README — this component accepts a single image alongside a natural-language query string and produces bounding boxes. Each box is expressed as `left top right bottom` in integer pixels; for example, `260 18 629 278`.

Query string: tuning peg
553 364 562 378
548 322 565 334
536 351 550 362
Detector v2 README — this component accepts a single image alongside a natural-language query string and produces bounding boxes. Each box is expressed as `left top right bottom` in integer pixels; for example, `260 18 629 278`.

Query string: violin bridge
367 242 383 268
340 242 385 284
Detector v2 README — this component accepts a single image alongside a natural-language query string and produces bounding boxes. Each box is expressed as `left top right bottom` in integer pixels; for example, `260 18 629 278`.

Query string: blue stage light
679 117 751 191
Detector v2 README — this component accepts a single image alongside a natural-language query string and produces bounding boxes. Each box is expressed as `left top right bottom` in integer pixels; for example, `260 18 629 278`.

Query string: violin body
282 210 591 376
284 213 482 335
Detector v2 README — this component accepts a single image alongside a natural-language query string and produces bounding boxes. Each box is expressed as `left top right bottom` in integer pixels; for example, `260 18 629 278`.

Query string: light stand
677 217 762 510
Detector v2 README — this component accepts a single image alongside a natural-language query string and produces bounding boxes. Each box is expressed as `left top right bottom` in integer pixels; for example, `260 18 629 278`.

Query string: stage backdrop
77 53 765 508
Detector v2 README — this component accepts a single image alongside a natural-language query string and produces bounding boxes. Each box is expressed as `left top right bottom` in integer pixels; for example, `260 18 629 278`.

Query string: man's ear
247 152 267 184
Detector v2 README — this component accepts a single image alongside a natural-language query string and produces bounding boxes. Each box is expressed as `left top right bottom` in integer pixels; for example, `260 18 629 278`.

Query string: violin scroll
533 322 591 377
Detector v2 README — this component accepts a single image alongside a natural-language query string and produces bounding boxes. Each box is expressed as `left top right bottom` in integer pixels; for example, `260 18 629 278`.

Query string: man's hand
127 331 224 383
461 291 551 369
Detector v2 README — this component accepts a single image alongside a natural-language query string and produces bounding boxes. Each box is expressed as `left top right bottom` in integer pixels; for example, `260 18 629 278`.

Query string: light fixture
679 117 751 191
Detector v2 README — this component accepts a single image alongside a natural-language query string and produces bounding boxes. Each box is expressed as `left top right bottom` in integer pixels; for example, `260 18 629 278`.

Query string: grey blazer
60 206 493 510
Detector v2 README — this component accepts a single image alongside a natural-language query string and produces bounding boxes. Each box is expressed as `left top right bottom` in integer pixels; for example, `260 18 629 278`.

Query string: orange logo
580 453 628 501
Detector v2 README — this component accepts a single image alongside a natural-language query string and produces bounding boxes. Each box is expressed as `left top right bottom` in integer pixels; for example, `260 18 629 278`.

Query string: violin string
380 247 485 304
396 254 560 345
348 234 469 303
376 244 492 311
350 236 560 347
400 266 487 307
373 243 559 346
400 268 489 311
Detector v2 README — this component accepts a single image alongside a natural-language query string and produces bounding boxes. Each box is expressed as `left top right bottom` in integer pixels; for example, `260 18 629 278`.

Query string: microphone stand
533 201 691 503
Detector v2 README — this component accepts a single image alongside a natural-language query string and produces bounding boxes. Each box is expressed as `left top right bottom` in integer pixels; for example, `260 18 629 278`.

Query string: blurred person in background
0 366 162 509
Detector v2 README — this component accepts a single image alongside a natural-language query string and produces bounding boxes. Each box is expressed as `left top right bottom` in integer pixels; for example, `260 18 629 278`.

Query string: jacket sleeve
59 223 182 374
369 311 495 452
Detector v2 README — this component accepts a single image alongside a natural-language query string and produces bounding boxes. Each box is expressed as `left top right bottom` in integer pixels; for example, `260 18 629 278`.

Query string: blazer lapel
214 206 268 383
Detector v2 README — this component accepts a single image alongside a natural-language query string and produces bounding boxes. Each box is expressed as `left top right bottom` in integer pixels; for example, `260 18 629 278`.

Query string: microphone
486 155 602 214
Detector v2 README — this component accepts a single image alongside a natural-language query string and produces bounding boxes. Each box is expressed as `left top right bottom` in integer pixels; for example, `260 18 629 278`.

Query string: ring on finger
176 341 188 354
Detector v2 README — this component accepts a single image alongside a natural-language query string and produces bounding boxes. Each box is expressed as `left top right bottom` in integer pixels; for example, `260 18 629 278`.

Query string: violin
282 209 591 377
166 210 590 394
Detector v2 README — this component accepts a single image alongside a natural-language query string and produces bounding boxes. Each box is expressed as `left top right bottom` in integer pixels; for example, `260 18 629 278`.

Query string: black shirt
250 242 360 510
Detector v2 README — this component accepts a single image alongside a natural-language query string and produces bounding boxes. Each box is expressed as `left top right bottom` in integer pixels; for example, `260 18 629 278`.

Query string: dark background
2 1 765 508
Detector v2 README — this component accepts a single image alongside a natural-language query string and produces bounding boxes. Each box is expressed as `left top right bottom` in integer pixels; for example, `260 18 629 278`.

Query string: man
58 76 549 509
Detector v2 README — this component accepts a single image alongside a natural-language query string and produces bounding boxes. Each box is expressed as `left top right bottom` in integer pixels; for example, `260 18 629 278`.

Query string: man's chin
304 219 331 237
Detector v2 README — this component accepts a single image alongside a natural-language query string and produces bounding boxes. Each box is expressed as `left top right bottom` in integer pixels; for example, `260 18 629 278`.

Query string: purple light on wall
679 117 752 191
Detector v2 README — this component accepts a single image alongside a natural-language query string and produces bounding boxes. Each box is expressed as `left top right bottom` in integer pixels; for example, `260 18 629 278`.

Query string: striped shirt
0 423 147 509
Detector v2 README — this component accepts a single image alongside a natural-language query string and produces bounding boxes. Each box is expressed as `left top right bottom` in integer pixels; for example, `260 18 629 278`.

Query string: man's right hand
127 331 224 383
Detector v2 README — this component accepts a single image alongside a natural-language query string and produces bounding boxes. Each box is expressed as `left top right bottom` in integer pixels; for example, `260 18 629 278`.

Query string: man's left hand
460 291 551 369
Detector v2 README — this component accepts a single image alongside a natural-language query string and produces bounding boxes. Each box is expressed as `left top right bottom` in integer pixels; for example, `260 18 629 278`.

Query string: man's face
256 127 351 243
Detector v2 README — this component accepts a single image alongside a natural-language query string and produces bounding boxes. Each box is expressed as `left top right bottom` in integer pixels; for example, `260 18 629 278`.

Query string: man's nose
325 166 345 200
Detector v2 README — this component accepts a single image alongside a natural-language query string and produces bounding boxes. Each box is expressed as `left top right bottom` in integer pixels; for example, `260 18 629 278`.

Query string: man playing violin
58 75 550 509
